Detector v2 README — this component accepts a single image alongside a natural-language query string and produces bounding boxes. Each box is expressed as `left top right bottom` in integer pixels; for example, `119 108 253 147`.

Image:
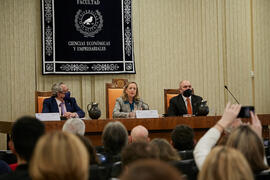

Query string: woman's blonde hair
150 138 181 162
30 131 89 180
121 82 140 101
198 146 254 180
226 125 269 173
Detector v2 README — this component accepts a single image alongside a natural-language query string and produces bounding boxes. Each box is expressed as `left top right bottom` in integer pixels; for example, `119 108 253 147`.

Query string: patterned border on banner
41 0 135 74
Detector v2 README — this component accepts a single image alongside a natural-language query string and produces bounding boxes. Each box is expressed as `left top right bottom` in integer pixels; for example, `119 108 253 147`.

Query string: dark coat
168 94 203 116
42 96 85 118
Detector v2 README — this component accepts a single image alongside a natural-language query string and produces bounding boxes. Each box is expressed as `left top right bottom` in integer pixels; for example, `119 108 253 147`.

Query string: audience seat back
255 169 270 180
110 161 123 178
171 159 198 180
178 150 194 160
89 165 110 180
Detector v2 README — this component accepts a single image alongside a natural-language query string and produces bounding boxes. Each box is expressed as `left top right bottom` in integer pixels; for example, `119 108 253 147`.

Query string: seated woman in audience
226 125 269 174
29 131 89 180
194 103 269 175
150 138 181 162
198 146 254 180
101 121 128 164
113 82 149 118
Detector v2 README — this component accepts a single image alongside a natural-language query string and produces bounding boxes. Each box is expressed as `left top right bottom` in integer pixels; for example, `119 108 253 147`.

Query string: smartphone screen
237 106 255 118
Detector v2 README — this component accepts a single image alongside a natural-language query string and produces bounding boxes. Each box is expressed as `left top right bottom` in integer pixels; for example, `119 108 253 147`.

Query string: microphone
224 85 240 104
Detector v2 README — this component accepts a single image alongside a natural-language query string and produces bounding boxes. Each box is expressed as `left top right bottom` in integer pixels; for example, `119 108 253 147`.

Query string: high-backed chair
106 79 128 119
171 159 198 180
35 91 52 113
164 89 179 114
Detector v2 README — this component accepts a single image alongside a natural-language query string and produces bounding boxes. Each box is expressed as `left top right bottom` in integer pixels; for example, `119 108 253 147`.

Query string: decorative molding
91 64 120 71
60 64 89 72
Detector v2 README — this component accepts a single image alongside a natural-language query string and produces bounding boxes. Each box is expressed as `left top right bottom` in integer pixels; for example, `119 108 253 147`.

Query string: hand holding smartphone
237 106 255 118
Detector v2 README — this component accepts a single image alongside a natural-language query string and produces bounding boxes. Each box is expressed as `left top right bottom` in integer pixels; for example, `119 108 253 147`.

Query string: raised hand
250 111 262 138
215 102 241 132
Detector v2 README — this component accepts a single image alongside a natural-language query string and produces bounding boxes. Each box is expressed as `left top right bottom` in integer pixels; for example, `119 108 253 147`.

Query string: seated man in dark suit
168 80 203 116
42 82 85 118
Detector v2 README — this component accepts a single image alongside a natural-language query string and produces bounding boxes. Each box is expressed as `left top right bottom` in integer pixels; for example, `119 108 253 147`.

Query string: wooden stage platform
1 115 270 146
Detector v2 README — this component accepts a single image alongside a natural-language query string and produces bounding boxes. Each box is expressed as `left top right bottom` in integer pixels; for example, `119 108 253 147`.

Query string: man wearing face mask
167 80 203 116
42 82 85 118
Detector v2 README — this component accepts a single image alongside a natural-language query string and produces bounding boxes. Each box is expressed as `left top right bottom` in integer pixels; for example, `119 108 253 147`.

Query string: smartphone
237 106 255 118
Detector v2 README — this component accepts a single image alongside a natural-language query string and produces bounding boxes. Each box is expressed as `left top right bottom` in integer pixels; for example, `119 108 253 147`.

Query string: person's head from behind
102 121 128 155
10 116 45 163
30 131 89 180
179 80 192 94
62 118 85 135
120 159 183 180
171 124 194 151
198 146 254 180
76 134 100 165
150 138 180 162
226 125 268 173
121 141 159 167
130 125 149 142
122 82 139 101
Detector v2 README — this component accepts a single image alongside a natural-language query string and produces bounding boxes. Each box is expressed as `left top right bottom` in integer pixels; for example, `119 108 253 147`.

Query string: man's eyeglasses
59 89 70 94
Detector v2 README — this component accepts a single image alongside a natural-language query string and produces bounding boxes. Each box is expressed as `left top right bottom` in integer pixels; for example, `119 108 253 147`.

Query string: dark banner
41 0 135 74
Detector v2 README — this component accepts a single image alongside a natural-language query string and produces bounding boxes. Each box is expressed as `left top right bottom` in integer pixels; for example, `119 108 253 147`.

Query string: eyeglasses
59 89 70 94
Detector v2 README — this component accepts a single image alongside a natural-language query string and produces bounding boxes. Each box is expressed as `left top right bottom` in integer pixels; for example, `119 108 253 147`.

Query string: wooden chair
164 89 179 114
35 91 52 113
106 79 128 119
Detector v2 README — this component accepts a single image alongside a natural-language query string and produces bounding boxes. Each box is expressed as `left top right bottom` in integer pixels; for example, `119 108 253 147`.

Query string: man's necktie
186 97 192 115
60 102 66 115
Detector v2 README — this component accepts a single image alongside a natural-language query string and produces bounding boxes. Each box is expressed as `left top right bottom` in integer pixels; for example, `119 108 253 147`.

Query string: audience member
171 124 194 151
150 138 180 162
171 124 195 160
168 80 204 116
42 82 85 118
62 118 85 135
0 160 11 175
121 142 159 167
113 82 149 118
130 125 150 142
198 146 254 180
120 159 183 180
29 131 89 180
0 116 45 180
226 125 269 173
194 102 269 175
76 134 100 165
101 121 128 164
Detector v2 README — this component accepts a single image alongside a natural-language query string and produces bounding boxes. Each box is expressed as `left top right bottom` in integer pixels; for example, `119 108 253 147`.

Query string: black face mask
64 91 71 101
183 89 192 97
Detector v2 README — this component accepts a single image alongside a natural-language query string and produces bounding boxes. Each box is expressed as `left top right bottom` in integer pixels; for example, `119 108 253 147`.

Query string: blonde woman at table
113 82 149 118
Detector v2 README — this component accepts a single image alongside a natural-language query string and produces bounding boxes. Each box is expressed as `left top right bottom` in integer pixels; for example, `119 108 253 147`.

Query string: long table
1 115 270 146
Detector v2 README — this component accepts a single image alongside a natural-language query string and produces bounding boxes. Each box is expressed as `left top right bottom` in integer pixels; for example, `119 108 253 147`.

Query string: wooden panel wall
0 0 269 149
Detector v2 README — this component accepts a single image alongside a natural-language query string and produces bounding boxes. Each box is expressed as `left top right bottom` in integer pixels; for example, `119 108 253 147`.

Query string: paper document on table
35 113 61 121
135 110 159 118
